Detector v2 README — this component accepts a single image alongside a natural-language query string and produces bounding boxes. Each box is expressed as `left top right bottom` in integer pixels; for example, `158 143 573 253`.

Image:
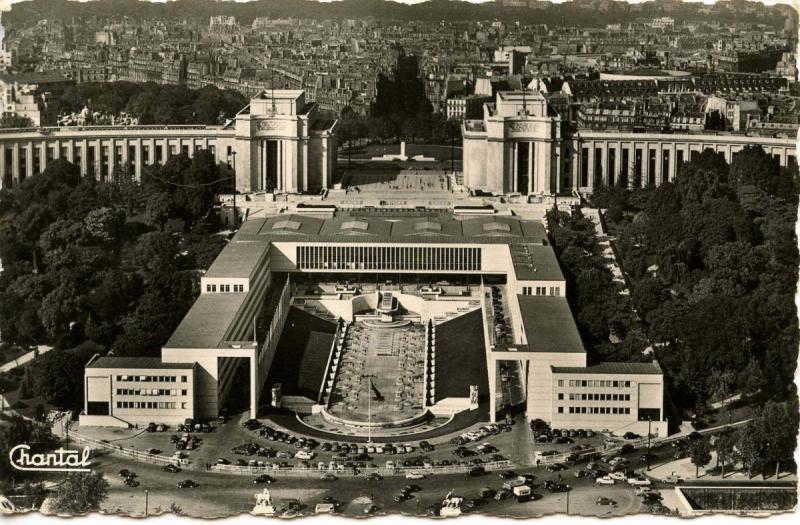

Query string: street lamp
646 417 653 471
144 489 149 517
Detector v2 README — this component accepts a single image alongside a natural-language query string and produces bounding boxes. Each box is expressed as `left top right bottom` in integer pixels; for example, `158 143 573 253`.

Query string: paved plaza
327 322 426 423
343 170 451 193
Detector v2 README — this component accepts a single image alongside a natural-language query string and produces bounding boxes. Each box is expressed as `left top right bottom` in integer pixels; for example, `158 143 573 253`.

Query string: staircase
318 320 348 405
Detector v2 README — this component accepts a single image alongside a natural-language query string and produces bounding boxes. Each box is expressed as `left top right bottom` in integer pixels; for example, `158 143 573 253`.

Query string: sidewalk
648 449 796 484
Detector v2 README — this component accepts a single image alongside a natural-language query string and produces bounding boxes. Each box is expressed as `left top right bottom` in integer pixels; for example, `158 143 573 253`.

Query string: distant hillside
3 0 796 31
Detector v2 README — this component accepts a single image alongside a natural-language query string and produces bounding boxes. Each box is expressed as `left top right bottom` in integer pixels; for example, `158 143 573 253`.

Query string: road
95 450 645 517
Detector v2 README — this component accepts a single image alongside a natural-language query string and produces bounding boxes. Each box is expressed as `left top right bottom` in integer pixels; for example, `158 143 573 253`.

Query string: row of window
116 375 188 383
558 393 631 401
521 286 560 296
557 406 632 415
205 284 245 293
557 379 632 388
296 246 482 272
116 401 186 410
116 389 188 396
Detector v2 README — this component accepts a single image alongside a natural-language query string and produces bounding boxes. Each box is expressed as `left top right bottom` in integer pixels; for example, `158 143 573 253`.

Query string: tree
133 231 182 275
707 367 735 421
31 349 85 409
739 358 765 399
715 432 736 478
736 425 766 479
145 192 176 231
753 399 799 478
50 472 109 514
730 145 786 198
0 415 54 484
673 149 731 205
689 439 712 478
83 207 125 246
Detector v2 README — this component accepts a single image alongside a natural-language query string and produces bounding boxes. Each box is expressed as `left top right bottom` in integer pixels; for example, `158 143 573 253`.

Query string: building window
181 376 187 382
557 407 564 414
557 393 564 400
557 380 563 387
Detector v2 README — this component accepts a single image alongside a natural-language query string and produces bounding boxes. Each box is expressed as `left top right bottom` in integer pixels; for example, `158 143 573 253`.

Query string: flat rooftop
509 243 564 281
204 239 269 279
516 295 586 354
234 212 547 245
551 361 663 376
165 292 249 349
87 356 194 370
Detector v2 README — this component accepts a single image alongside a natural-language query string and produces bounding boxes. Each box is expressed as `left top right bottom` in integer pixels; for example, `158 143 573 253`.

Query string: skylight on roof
341 220 369 231
272 220 302 231
482 222 512 233
414 221 442 232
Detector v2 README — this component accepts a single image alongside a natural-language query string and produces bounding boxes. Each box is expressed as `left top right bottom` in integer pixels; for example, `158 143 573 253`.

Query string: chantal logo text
9 444 92 472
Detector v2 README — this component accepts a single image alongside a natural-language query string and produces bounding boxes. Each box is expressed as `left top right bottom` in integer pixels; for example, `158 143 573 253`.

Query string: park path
0 345 53 373
0 345 53 418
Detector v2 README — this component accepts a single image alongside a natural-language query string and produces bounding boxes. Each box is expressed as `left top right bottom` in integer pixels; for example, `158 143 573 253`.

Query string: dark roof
551 361 663 376
87 356 194 370
0 72 72 84
509 243 564 281
234 213 547 245
516 295 585 354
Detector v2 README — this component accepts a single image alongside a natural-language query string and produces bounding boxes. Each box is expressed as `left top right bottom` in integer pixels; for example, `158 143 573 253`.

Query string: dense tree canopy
590 145 798 420
0 153 231 410
43 83 246 126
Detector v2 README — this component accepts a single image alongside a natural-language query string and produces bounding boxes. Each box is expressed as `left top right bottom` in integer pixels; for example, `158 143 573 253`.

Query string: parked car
161 464 181 473
596 497 616 506
254 475 275 484
494 489 511 501
321 473 338 481
467 466 486 477
405 471 425 480
623 432 641 440
595 476 616 485
177 480 198 489
627 476 652 487
124 477 139 488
